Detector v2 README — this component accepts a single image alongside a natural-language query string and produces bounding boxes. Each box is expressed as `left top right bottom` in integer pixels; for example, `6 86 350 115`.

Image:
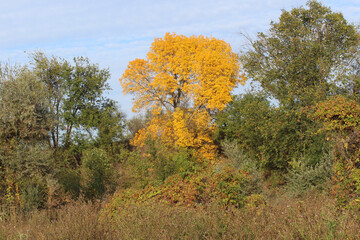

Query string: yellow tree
120 33 245 160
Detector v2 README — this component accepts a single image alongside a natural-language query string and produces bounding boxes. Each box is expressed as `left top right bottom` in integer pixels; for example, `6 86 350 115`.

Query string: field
1 189 359 240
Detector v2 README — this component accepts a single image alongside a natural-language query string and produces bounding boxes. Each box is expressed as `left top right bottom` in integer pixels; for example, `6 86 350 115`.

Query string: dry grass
0 193 359 240
103 192 360 240
0 201 115 240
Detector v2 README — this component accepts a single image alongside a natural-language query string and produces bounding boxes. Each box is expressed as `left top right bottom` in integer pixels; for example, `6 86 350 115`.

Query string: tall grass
1 193 359 239
0 200 114 240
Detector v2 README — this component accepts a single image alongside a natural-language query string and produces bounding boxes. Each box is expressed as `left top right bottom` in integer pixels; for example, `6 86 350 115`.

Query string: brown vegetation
1 192 359 240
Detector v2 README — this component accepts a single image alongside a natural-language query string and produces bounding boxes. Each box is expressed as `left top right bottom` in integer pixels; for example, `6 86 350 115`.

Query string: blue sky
1 0 359 117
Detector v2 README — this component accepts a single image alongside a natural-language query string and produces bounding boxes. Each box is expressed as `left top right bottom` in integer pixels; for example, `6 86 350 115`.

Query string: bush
0 143 55 211
107 163 254 209
220 139 261 194
21 183 45 212
216 93 327 171
313 96 360 207
81 148 116 200
125 138 199 188
220 139 257 171
286 149 333 196
215 93 271 161
57 168 81 199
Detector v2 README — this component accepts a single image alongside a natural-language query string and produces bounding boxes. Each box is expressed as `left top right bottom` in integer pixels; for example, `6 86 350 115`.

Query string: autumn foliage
313 96 360 208
120 33 245 160
104 164 252 210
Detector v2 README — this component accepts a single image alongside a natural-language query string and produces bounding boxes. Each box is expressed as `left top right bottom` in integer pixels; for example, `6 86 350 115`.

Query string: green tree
242 0 360 108
216 93 326 170
0 64 56 210
0 55 125 207
87 99 125 149
31 52 72 149
62 56 111 147
215 93 270 159
0 64 51 144
31 52 121 149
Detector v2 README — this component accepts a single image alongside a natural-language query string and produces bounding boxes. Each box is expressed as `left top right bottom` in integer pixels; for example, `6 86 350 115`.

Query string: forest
1 1 360 239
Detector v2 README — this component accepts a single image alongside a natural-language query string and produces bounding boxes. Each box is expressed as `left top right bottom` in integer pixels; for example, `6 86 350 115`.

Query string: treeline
1 0 360 219
107 0 360 212
0 52 126 211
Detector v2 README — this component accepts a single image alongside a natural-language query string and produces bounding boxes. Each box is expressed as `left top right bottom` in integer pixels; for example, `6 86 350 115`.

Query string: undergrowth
1 193 359 240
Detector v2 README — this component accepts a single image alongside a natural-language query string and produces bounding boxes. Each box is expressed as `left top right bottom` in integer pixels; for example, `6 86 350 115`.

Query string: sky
1 0 359 117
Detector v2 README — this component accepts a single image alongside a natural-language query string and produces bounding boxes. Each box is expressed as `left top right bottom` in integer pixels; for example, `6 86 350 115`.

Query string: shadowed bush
81 148 116 200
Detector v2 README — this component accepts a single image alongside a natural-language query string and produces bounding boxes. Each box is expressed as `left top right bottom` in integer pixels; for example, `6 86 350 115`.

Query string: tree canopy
242 0 360 108
120 33 245 159
31 52 123 149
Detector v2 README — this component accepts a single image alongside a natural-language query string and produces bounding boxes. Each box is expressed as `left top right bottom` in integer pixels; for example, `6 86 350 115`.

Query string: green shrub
215 93 271 161
21 183 45 212
125 138 198 187
0 143 55 211
216 93 327 171
220 139 257 171
145 139 197 182
57 168 81 199
81 148 116 200
286 149 333 196
4 143 54 181
214 167 250 208
220 139 262 193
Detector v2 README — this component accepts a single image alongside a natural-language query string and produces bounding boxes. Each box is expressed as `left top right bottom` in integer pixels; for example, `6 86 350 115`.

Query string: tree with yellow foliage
120 33 245 160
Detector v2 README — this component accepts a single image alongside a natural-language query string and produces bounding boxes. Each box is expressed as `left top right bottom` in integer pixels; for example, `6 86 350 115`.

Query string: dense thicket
216 0 360 206
0 53 125 211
